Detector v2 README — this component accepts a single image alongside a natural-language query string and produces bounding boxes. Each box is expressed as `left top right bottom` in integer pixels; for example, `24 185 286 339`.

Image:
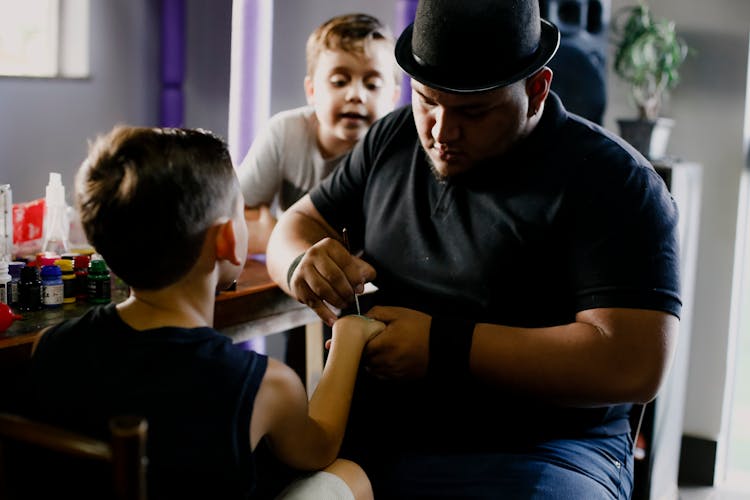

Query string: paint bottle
0 262 10 305
18 265 43 311
7 261 24 307
41 172 70 255
74 254 90 302
55 259 76 305
41 264 64 308
87 259 111 304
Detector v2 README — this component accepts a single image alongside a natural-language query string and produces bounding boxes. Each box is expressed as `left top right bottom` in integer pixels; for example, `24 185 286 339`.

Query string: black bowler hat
395 0 561 93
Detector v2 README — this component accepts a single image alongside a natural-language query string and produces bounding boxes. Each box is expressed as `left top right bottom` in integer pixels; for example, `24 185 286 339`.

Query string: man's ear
304 75 315 105
526 67 553 117
215 218 242 266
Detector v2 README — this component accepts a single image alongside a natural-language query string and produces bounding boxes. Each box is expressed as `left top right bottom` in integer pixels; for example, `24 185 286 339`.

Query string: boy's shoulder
33 304 117 357
258 106 317 148
35 304 214 352
268 105 316 129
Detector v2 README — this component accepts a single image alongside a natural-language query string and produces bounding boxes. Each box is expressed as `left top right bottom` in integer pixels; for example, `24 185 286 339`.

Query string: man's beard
424 150 448 183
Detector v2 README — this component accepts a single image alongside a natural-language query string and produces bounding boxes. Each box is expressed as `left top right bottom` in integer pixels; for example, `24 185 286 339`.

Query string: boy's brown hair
305 13 401 83
75 126 238 290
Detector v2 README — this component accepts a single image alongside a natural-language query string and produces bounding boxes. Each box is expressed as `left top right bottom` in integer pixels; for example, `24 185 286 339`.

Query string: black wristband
286 252 305 289
428 316 475 382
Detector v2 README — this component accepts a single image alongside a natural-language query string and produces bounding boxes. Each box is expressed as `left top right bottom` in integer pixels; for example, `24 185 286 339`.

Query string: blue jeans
370 433 634 499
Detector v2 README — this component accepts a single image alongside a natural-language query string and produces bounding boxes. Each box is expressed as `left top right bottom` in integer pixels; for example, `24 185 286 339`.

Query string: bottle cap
8 262 25 279
20 265 40 280
74 254 91 269
41 264 62 278
89 259 109 274
54 259 73 272
36 252 60 266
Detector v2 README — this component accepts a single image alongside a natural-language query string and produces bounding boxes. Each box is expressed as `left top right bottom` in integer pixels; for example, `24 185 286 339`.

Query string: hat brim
395 19 561 94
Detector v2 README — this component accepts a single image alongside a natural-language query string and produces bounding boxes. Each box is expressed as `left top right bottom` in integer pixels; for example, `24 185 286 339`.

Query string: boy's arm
244 205 277 254
249 316 384 470
236 116 283 208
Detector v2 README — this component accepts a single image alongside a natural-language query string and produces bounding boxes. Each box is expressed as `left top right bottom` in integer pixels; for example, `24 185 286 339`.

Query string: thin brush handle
342 228 361 315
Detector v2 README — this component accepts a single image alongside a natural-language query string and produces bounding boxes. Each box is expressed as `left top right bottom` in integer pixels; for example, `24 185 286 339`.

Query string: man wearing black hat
267 0 680 497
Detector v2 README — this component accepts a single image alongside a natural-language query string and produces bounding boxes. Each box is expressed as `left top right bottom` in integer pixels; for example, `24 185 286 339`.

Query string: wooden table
0 257 323 388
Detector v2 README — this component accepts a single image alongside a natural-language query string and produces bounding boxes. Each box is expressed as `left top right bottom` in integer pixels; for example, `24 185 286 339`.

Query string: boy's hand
330 315 386 348
245 204 277 254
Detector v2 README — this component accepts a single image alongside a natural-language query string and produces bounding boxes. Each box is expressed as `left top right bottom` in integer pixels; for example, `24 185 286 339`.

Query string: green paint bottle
87 259 111 304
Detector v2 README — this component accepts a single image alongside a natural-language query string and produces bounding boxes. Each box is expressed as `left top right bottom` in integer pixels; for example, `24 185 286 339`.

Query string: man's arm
365 305 678 406
470 307 678 405
266 195 376 326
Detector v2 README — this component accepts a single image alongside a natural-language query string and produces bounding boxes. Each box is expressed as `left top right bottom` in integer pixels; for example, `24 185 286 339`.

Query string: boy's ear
215 218 242 266
304 75 315 105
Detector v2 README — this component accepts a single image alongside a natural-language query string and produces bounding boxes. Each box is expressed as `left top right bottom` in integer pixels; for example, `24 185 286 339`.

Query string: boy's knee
276 459 372 500
324 459 373 500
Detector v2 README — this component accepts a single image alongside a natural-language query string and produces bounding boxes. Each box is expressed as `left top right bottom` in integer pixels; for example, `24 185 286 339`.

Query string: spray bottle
41 173 70 255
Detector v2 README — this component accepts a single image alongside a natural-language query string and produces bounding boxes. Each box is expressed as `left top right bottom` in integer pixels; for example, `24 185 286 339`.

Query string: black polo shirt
311 93 680 454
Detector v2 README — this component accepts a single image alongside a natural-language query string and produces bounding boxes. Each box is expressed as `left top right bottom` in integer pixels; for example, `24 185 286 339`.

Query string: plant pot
617 118 675 161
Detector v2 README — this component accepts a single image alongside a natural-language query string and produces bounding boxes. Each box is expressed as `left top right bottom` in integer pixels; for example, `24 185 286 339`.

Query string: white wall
605 0 750 451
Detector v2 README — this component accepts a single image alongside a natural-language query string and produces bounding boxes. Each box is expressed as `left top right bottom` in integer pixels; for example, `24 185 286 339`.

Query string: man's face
306 42 399 156
411 80 531 179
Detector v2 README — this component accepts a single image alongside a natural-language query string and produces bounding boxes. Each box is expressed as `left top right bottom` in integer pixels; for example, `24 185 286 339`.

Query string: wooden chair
0 412 147 500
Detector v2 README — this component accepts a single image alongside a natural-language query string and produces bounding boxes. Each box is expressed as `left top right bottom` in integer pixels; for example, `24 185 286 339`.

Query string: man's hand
288 237 376 326
363 306 431 380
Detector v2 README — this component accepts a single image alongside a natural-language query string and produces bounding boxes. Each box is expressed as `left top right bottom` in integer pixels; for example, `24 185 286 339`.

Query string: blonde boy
238 13 401 253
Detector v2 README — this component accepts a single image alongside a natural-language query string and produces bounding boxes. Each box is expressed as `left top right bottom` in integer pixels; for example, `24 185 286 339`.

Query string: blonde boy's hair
305 13 401 84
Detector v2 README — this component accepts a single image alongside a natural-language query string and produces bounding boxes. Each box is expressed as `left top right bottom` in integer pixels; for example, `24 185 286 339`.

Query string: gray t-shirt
237 106 344 212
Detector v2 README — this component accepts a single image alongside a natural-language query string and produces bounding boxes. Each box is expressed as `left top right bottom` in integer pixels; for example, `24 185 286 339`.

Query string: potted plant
612 1 690 160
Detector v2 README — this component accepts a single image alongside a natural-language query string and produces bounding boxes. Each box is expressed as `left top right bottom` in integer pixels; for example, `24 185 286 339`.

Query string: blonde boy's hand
245 204 277 254
329 315 385 349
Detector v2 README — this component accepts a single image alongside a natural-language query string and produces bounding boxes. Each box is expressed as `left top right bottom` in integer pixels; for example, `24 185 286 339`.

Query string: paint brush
342 228 361 315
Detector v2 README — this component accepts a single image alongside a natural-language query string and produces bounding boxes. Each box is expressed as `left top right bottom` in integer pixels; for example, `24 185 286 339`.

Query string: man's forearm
266 196 336 294
468 308 678 406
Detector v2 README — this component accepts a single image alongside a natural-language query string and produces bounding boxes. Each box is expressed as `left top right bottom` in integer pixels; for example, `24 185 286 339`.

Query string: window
0 0 89 78
725 168 750 489
724 40 750 489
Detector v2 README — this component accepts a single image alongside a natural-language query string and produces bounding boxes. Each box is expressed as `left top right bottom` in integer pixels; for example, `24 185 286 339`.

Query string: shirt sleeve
236 115 285 208
569 159 682 318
